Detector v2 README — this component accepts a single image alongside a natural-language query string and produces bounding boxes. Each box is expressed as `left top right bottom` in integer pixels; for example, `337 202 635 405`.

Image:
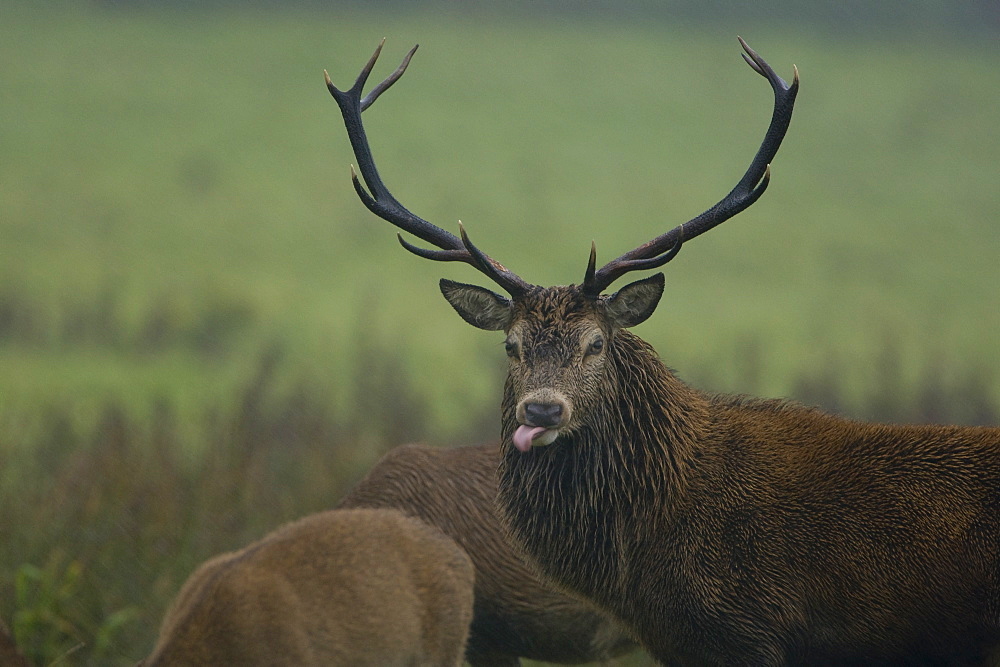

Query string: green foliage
13 556 139 665
0 3 998 664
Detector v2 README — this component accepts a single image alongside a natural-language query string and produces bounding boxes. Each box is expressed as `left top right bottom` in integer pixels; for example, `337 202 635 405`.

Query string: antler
325 39 531 296
582 37 799 297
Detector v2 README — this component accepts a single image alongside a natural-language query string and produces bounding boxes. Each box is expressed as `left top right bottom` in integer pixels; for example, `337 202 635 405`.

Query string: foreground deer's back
336 441 637 666
142 508 474 667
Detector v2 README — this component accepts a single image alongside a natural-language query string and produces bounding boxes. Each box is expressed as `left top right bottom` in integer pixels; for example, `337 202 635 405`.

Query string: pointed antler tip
582 35 795 295
582 241 599 294
757 163 773 189
792 64 800 84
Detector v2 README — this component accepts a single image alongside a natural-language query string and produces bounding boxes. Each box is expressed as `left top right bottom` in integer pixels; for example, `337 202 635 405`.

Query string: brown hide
336 441 637 666
142 508 474 666
496 325 1000 665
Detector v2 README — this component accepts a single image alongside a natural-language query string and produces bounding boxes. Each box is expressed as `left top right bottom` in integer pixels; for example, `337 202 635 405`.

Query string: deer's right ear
440 279 514 331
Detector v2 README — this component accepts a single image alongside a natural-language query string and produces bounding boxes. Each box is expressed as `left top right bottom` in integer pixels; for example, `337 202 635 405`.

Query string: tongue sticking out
513 425 553 453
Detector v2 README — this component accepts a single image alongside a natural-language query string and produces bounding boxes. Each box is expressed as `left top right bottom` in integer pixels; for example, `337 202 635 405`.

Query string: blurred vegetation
1 1 998 664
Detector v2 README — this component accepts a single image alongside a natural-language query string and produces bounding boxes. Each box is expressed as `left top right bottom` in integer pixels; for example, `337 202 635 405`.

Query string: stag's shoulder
709 393 836 428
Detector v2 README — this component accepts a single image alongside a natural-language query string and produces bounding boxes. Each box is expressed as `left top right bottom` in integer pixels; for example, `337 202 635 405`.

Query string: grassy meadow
2 2 999 664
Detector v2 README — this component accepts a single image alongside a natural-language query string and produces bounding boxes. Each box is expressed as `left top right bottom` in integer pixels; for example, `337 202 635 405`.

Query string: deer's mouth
512 425 560 452
513 392 570 452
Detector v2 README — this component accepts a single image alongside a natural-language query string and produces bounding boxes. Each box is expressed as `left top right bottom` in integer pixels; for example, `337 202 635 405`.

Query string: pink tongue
513 425 549 453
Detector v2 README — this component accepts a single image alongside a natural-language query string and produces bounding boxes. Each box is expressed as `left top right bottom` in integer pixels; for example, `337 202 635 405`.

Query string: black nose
524 402 563 428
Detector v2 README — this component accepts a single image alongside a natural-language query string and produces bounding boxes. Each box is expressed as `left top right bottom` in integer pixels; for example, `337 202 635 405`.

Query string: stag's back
336 442 636 666
142 508 474 666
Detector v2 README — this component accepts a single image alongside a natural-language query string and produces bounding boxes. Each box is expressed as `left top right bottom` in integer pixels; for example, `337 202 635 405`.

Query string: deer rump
141 508 474 666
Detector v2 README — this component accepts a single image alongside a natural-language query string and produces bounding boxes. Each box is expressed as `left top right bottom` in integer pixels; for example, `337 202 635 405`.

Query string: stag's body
496 312 1000 665
326 37 1000 664
141 508 474 666
336 441 636 666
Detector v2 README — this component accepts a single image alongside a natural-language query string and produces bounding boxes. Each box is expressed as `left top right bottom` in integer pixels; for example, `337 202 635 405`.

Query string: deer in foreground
140 508 474 666
327 39 1000 665
336 441 637 665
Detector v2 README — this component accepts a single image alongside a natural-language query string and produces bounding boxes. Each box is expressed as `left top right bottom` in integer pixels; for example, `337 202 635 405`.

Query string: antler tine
326 40 530 295
457 223 530 296
583 38 798 297
360 41 417 112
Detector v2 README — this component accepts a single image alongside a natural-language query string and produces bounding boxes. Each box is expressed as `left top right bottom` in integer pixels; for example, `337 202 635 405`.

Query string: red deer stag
336 441 637 665
140 509 474 666
326 40 1000 665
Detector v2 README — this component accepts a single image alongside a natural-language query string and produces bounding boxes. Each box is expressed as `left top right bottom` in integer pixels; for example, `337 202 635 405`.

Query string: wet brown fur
336 441 637 666
141 508 474 666
486 285 1000 666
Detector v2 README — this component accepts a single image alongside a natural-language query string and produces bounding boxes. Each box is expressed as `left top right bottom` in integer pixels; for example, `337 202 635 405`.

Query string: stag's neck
497 331 710 597
603 331 708 491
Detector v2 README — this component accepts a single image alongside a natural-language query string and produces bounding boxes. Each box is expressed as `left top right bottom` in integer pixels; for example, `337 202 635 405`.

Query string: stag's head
326 38 798 452
439 270 668 451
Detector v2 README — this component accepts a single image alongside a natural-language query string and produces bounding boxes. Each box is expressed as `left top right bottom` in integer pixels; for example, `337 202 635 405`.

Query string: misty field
1 2 999 664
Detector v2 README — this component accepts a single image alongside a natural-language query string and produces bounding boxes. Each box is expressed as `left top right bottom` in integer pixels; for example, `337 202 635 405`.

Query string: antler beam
582 37 799 296
325 39 531 296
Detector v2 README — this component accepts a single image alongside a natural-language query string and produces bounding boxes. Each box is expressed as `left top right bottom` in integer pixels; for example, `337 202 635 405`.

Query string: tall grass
1 335 497 665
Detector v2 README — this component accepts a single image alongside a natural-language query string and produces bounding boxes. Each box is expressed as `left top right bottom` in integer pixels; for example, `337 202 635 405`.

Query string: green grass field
1 3 998 663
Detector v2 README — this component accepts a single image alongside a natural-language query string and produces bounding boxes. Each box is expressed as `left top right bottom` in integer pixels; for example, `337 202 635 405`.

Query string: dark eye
504 339 519 359
586 337 604 356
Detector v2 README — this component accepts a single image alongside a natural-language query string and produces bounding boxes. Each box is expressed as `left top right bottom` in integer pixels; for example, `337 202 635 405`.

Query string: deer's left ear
602 273 665 328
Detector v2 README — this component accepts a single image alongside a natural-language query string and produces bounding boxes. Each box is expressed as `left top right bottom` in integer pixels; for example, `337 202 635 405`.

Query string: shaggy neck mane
497 329 709 599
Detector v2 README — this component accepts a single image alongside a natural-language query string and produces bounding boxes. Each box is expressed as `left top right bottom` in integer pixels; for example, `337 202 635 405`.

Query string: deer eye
504 338 520 360
585 337 605 357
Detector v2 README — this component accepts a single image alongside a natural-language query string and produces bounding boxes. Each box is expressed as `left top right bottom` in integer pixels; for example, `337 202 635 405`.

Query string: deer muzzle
513 391 571 453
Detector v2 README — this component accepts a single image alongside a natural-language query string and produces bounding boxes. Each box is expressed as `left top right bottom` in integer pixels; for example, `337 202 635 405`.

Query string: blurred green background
1 1 998 664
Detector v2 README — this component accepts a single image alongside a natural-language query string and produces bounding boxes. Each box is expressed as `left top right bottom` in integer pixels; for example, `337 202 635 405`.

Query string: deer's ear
440 279 514 331
602 273 664 328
